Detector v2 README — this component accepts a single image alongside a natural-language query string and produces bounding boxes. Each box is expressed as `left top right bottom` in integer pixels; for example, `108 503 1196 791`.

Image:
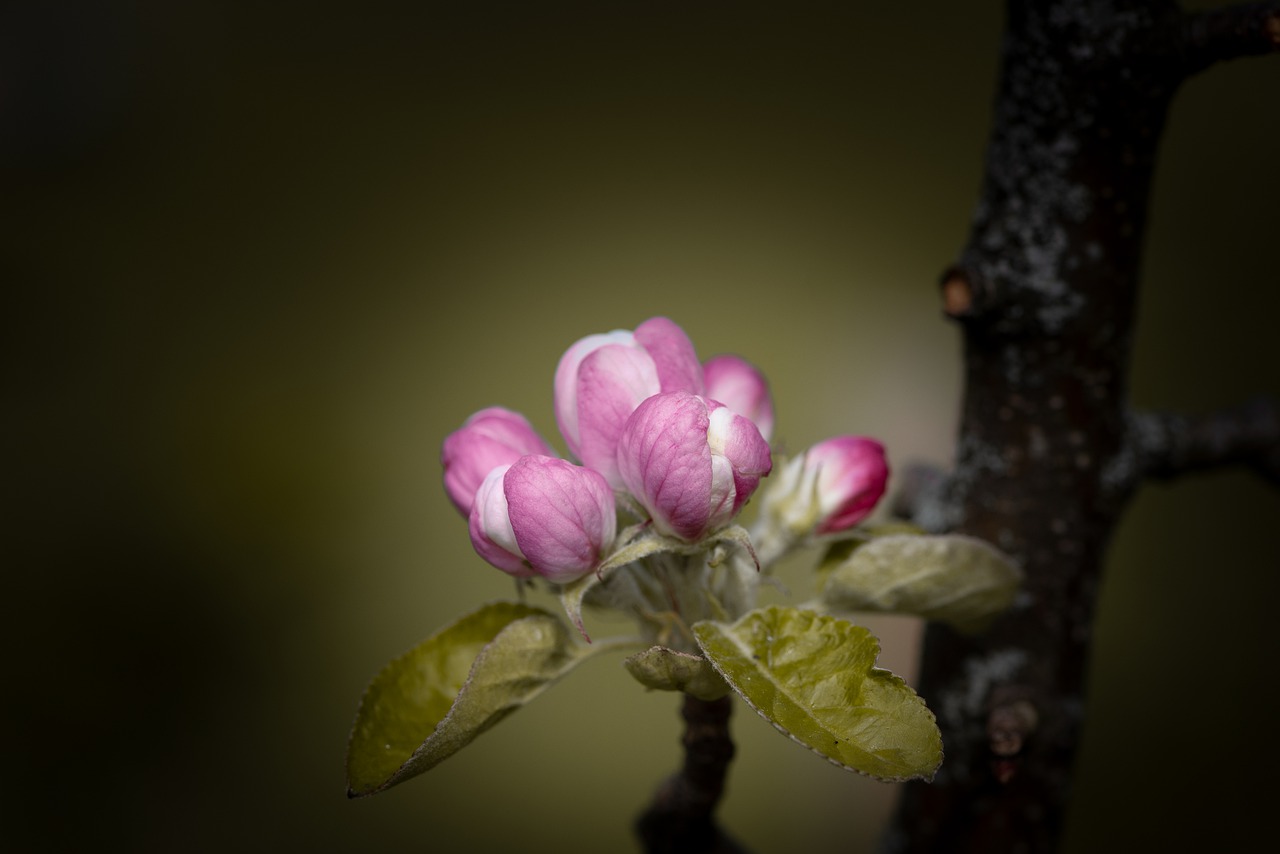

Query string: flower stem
634 694 750 854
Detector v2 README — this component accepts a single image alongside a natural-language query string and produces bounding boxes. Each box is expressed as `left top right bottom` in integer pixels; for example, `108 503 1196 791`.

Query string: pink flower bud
617 392 772 542
554 317 704 487
761 436 888 536
468 456 617 583
441 407 556 516
702 354 775 443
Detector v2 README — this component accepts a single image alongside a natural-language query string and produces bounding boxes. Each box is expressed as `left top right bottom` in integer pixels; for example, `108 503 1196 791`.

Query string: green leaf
346 601 583 797
623 645 731 701
693 606 942 782
818 533 1022 633
812 522 926 591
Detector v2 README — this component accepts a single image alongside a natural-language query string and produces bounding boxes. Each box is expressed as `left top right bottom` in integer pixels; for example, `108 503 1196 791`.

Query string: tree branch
635 694 748 854
1178 1 1280 78
1126 396 1280 486
881 1 1280 850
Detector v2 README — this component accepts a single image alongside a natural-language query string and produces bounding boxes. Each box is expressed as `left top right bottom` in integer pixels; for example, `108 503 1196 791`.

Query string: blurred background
4 1 1277 851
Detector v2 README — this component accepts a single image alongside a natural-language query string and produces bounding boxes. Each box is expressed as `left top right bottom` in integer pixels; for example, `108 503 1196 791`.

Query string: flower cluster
441 316 889 591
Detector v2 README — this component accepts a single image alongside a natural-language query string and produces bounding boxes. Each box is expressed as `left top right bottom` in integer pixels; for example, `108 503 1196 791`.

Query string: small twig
1178 1 1280 77
635 694 749 854
940 265 981 320
1129 396 1280 486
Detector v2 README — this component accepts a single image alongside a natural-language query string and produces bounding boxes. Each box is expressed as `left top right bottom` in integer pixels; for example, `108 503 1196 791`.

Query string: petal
505 456 617 583
618 391 713 541
441 407 554 514
811 437 889 534
707 404 773 517
706 452 737 532
703 354 775 442
635 317 705 396
462 407 553 454
554 330 634 457
467 465 532 576
575 343 661 487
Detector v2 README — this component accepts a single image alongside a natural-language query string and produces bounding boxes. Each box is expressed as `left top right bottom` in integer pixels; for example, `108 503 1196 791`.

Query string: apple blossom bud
617 391 772 542
703 354 775 442
554 317 704 487
468 456 617 583
441 407 556 516
759 436 889 538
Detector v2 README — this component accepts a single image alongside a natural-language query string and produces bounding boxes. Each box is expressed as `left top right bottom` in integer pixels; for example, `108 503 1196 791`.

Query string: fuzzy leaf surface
819 535 1018 635
818 533 1021 633
693 605 941 781
623 645 730 701
810 522 925 591
346 601 580 797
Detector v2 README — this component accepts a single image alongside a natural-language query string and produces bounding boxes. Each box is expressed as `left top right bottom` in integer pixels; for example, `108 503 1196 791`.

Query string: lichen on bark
884 2 1280 852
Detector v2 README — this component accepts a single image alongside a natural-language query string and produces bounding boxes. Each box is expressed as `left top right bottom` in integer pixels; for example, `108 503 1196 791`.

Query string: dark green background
5 2 1277 851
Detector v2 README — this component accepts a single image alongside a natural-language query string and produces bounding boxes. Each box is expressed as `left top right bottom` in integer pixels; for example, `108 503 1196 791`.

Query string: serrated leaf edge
346 602 580 798
693 609 942 783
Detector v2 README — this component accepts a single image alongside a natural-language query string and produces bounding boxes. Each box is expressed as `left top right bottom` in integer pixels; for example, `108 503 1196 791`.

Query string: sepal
556 524 759 642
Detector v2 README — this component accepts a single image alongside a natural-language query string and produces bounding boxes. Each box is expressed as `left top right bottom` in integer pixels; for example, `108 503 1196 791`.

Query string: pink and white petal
442 431 521 514
506 456 616 583
575 343 661 486
812 437 888 533
465 407 554 454
703 354 774 442
707 406 773 516
705 453 738 532
468 465 532 576
618 392 713 541
554 330 634 456
441 408 556 514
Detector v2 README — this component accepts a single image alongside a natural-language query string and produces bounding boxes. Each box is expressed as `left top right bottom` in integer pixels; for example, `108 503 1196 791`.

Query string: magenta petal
505 456 616 583
635 317 704 396
811 437 889 534
618 391 713 541
575 343 661 487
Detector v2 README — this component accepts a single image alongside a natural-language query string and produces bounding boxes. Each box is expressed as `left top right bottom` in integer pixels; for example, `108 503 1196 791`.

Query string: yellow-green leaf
346 601 581 797
623 646 731 701
819 533 1022 633
693 606 942 782
812 522 925 591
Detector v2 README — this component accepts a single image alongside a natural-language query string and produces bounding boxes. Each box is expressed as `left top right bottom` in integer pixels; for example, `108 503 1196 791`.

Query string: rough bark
635 694 747 854
883 2 1280 852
